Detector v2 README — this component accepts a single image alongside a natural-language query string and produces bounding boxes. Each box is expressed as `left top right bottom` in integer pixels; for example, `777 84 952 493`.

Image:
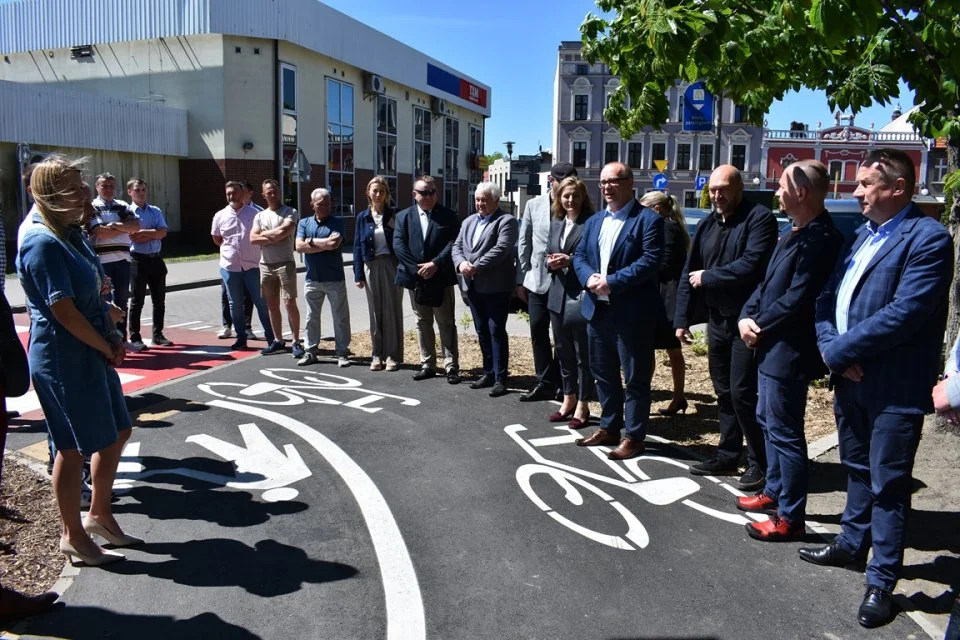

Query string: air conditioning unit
431 97 448 115
364 73 386 95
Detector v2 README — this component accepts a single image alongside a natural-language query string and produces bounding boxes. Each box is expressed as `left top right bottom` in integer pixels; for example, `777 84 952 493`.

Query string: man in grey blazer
452 181 519 398
517 162 578 402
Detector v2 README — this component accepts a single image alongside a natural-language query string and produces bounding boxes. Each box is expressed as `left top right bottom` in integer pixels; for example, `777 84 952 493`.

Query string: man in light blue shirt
126 178 173 349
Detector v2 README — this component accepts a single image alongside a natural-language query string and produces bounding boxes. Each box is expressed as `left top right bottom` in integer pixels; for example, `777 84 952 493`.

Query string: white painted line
528 433 581 447
15 324 29 334
8 373 143 414
208 399 425 640
189 325 215 331
168 320 203 328
586 448 636 482
140 321 152 326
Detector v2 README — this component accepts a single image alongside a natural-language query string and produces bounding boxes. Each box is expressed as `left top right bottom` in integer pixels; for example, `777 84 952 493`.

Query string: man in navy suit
674 165 779 490
736 160 843 541
393 176 461 384
803 148 953 629
572 162 663 460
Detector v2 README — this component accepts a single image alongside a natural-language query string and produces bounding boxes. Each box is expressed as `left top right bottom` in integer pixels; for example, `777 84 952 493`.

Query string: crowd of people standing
2 148 959 635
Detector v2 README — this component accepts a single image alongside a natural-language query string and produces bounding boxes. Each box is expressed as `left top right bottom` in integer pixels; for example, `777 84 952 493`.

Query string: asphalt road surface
15 352 925 639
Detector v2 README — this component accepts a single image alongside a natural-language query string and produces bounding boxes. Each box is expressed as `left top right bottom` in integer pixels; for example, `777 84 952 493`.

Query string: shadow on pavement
103 539 358 597
114 483 308 528
21 607 262 639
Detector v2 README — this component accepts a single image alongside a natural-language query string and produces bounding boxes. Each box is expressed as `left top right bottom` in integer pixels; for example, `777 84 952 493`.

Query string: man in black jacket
674 165 778 490
393 176 462 384
736 160 843 540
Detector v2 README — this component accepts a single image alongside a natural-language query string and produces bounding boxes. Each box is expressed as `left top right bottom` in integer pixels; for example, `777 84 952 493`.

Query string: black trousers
466 289 511 381
129 254 168 339
707 310 766 469
221 280 253 329
527 289 558 388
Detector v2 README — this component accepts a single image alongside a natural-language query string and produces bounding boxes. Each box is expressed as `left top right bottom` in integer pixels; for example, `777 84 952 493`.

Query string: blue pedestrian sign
695 175 708 190
652 173 669 190
683 81 714 132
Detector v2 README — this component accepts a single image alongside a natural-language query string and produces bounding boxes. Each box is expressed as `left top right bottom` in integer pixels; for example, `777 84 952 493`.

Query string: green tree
581 0 960 339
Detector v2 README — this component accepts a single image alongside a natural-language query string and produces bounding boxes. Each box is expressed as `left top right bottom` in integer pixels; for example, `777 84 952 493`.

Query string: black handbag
0 291 30 398
414 281 444 307
562 291 586 329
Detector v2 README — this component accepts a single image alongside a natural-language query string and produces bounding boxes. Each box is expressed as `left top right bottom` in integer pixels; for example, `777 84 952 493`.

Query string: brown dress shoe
575 428 620 447
607 437 645 460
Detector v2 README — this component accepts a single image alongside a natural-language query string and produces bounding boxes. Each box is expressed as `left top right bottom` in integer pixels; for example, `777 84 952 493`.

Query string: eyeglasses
599 177 628 186
414 189 437 196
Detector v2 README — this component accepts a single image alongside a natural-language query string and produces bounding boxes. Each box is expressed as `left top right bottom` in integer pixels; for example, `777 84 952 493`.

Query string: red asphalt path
9 313 261 420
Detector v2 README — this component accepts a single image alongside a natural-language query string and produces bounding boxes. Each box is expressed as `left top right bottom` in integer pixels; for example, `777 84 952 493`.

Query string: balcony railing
764 129 924 143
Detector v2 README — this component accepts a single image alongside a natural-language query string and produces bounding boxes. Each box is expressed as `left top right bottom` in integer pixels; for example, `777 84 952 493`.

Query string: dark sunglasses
414 189 437 196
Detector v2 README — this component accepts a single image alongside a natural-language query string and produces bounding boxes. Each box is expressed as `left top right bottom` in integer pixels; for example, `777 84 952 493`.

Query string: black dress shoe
446 370 461 385
519 383 553 402
489 380 508 397
470 374 494 389
798 542 861 568
858 586 897 628
689 457 739 477
412 368 436 381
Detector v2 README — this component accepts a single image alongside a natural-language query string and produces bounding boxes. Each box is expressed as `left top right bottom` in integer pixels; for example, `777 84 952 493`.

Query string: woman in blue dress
17 156 141 566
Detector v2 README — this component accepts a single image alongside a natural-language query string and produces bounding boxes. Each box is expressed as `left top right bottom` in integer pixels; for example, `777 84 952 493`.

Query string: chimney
834 110 842 126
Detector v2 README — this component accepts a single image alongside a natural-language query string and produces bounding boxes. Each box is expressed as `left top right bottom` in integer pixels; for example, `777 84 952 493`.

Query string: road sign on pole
696 175 708 190
652 173 669 190
683 81 714 132
654 159 669 172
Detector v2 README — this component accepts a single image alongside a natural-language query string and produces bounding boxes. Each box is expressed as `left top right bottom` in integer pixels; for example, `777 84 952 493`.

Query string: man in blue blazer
572 162 663 460
393 176 461 384
736 160 843 541
804 148 953 629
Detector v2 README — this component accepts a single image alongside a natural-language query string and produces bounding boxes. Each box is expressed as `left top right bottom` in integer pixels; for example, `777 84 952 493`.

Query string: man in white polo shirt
89 172 140 348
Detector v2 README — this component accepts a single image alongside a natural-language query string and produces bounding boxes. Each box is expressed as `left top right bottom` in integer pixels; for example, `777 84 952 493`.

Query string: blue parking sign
683 81 714 132
696 175 708 190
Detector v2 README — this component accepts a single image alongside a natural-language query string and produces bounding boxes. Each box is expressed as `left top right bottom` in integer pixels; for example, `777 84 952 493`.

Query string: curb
9 261 353 314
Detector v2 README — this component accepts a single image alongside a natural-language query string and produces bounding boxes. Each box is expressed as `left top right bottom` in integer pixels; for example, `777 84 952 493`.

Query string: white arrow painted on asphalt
185 423 311 490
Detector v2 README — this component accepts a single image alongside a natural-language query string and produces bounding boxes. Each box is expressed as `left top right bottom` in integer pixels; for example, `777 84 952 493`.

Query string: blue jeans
834 379 923 591
756 372 809 522
221 268 274 344
102 260 131 339
587 305 654 442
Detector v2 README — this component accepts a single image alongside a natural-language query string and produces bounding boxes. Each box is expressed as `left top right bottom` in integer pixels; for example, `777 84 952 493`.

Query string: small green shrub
690 330 708 357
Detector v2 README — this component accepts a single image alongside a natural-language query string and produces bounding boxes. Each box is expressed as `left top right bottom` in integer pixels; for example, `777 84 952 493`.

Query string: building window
376 95 398 204
627 142 643 169
933 156 949 183
731 144 746 171
327 77 355 216
677 94 684 122
574 94 589 121
604 141 619 164
676 142 692 170
572 141 587 168
279 63 299 210
444 116 460 212
469 124 483 213
684 191 698 207
576 64 588 75
698 143 714 171
413 106 432 178
652 142 667 166
828 161 843 182
734 104 749 122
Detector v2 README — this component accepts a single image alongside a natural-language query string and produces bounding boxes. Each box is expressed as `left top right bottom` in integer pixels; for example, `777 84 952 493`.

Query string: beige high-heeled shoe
83 516 144 547
59 539 125 566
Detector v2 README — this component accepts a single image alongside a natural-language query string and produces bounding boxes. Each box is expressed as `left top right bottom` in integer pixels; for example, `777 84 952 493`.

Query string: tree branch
877 0 942 70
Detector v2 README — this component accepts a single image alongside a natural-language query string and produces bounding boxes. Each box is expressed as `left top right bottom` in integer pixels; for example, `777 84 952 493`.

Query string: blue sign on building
683 81 714 132
695 175 709 190
652 173 669 190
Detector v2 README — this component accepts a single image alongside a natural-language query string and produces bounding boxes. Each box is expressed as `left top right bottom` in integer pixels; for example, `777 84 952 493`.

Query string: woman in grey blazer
545 177 595 428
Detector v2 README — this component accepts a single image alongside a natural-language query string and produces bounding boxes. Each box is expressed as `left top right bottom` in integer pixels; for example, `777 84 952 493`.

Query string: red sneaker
745 515 805 541
736 492 777 513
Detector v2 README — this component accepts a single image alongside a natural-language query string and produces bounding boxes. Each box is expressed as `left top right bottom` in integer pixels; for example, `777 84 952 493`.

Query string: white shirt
560 217 575 248
596 203 630 301
472 212 493 247
371 213 390 255
417 205 431 241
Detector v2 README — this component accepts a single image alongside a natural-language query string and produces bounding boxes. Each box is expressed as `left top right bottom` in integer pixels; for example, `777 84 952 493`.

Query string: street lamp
752 176 761 189
504 140 515 216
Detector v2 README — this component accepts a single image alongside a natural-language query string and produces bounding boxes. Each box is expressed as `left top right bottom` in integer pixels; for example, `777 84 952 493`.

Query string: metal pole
714 92 723 168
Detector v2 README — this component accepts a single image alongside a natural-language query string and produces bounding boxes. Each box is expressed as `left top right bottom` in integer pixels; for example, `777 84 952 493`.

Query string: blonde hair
366 175 392 212
30 155 88 238
551 177 595 219
640 190 690 251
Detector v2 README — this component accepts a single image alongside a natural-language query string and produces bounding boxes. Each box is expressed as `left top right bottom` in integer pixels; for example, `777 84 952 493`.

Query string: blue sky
327 0 915 157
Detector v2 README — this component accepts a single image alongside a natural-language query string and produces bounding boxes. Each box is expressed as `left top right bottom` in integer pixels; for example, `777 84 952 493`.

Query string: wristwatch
308 237 315 247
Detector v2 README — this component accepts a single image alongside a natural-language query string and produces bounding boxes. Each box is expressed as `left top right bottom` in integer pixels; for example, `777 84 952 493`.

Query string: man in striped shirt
89 172 139 348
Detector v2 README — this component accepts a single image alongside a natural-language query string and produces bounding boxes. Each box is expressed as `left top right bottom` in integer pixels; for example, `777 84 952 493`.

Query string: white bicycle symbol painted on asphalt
506 424 766 551
197 368 421 413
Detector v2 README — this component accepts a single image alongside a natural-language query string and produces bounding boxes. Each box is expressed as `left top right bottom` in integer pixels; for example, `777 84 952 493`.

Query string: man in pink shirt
211 181 279 353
